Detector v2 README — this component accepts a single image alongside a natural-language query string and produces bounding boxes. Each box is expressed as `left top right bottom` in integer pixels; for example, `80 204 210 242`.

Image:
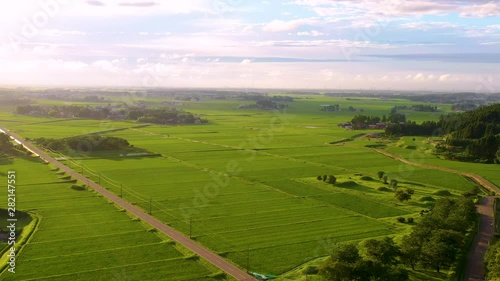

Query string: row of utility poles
74 161 254 274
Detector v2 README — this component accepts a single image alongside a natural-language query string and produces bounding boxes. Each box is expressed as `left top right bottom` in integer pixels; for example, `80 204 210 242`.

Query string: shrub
303 265 319 275
360 176 374 181
434 190 452 196
407 218 414 223
397 217 406 223
328 175 337 185
70 185 86 191
337 181 357 187
419 196 435 202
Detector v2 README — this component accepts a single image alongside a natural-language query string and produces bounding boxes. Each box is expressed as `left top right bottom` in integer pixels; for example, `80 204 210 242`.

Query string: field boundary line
0 126 257 281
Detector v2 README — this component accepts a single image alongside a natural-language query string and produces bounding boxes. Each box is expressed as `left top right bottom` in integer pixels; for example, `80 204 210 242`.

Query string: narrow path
1 126 256 281
371 148 499 281
463 197 495 281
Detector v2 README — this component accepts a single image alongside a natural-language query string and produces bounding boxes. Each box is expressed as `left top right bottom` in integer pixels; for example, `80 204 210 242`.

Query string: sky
0 0 499 92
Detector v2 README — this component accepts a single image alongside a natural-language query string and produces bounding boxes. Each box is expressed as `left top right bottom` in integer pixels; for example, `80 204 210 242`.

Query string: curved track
372 148 499 281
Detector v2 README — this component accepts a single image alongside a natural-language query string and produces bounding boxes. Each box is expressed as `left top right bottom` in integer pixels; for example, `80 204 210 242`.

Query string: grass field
0 94 486 278
0 158 222 280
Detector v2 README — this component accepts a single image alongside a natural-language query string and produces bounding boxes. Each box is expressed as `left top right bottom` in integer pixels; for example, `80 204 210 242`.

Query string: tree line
33 135 142 153
385 104 500 163
16 105 207 125
319 197 477 280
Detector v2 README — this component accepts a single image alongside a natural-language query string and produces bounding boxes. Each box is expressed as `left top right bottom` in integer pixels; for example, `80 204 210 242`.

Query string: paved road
372 148 499 281
1 127 257 281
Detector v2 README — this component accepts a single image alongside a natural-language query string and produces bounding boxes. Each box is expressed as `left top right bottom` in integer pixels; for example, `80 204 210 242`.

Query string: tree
317 175 323 181
328 175 337 185
395 189 412 202
485 240 500 280
319 244 361 280
390 179 399 189
320 242 408 281
362 237 400 265
383 175 388 184
400 234 421 270
421 229 464 272
323 175 327 182
377 171 385 179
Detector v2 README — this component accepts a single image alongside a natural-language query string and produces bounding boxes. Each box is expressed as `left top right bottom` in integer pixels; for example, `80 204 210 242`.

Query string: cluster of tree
378 172 414 202
485 239 500 280
17 105 116 119
0 133 25 158
16 105 207 125
317 175 337 184
451 103 478 112
441 104 500 163
347 106 364 112
319 238 409 281
399 197 476 273
404 92 499 104
34 135 135 153
350 115 382 129
350 112 407 130
321 104 340 112
385 104 500 163
239 95 294 102
395 188 415 202
81 95 108 103
385 120 440 136
239 99 289 110
130 108 207 125
393 105 438 112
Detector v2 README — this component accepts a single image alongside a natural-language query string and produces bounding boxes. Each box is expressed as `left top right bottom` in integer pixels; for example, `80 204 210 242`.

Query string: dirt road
1 127 256 281
372 148 499 281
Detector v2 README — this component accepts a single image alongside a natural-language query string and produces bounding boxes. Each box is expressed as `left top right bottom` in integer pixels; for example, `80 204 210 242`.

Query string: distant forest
386 104 500 163
16 105 207 125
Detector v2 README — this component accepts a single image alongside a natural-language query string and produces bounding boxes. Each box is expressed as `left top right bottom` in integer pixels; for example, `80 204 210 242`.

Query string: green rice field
0 159 222 281
0 94 487 278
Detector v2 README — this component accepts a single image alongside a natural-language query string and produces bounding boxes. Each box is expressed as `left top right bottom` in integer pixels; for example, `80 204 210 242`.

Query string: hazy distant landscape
1 1 500 280
0 88 499 281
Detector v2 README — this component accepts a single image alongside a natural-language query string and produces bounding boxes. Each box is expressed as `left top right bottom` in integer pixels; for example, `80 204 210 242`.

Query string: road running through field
0 126 257 281
372 148 499 281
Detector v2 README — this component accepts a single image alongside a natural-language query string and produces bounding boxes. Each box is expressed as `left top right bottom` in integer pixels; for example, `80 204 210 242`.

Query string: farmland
0 93 490 279
0 158 223 280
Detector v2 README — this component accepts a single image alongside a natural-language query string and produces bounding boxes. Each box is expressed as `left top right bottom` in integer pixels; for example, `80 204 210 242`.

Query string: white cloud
413 73 425 81
460 2 500 18
263 18 317 32
241 59 252 64
439 74 451 81
398 22 459 31
296 30 325 36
